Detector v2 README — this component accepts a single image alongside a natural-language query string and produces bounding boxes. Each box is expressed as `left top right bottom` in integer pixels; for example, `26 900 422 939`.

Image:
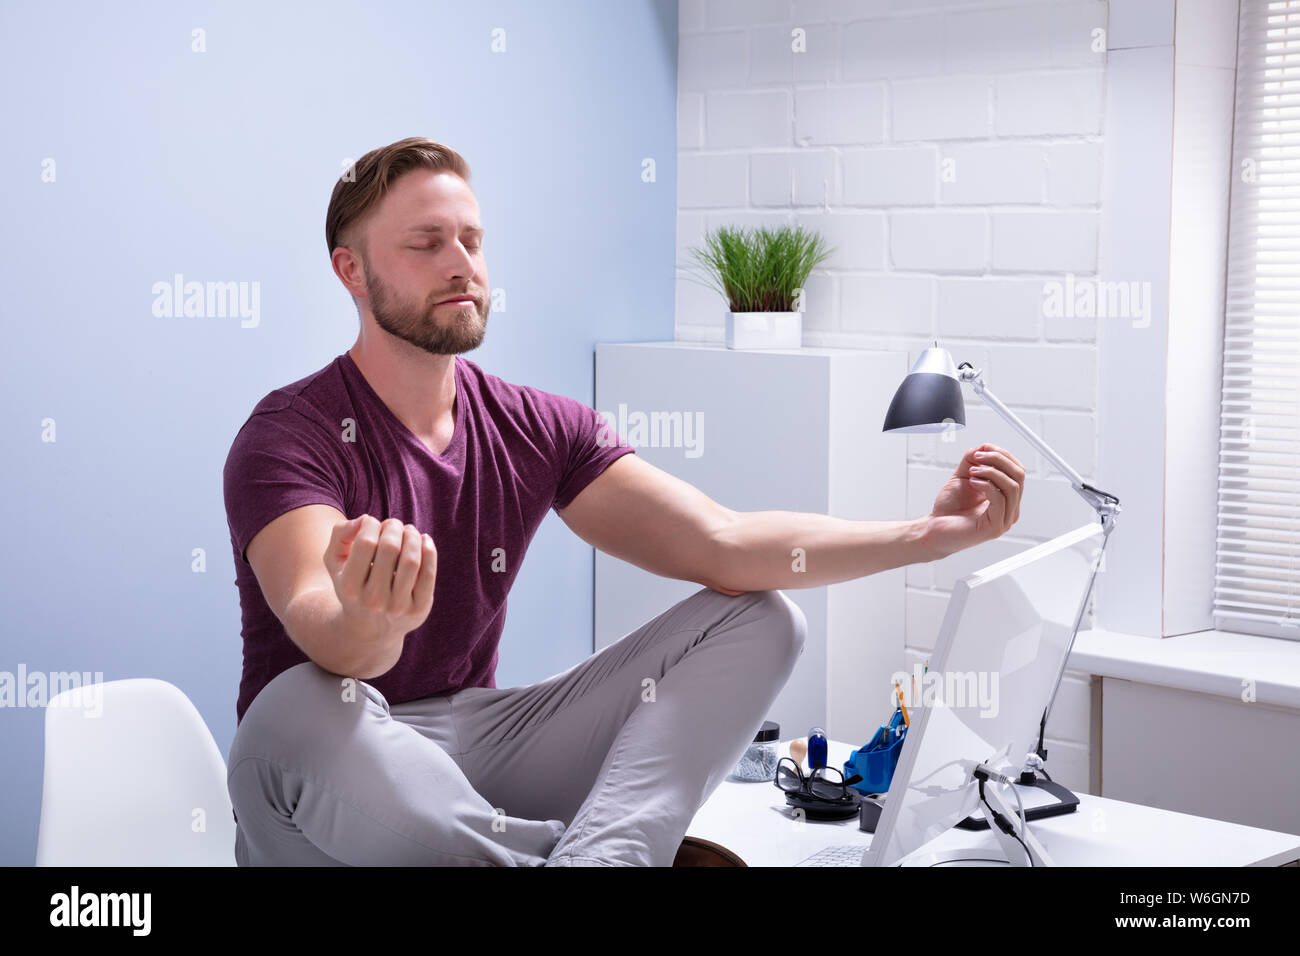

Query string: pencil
895 681 910 727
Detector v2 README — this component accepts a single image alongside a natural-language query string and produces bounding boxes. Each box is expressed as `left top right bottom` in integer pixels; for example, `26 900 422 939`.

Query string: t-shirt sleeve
223 411 351 565
550 392 636 511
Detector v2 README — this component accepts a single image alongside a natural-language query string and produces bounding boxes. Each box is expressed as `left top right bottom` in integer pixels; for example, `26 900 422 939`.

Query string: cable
978 778 1033 867
976 763 1028 833
1006 777 1027 835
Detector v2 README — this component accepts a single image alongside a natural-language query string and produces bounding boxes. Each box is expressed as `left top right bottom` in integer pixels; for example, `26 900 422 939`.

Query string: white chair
35 678 236 866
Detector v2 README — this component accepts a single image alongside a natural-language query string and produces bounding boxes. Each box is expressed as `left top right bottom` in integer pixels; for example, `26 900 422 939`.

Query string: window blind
1217 0 1300 639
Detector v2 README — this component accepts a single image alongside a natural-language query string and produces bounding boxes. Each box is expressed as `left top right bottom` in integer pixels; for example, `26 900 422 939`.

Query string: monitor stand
900 848 1014 867
895 771 1057 867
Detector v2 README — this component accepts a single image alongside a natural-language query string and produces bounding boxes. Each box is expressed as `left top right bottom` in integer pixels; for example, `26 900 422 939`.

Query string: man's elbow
283 590 404 681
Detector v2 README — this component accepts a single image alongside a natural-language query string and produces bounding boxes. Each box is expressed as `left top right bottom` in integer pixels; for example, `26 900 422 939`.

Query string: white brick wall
752 149 838 205
705 90 791 147
891 210 988 271
991 210 1100 271
995 70 1105 136
843 146 940 205
942 143 1046 204
794 85 885 144
893 76 994 141
936 277 1042 339
676 0 1107 791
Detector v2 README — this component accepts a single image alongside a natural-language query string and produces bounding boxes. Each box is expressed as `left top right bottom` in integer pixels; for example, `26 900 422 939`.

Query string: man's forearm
283 586 405 680
709 511 938 592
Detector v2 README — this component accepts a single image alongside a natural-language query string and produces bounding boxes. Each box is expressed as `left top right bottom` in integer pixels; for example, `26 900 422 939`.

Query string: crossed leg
227 586 805 866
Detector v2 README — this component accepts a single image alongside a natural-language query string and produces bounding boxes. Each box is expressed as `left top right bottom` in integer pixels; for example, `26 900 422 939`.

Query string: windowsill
1069 628 1300 711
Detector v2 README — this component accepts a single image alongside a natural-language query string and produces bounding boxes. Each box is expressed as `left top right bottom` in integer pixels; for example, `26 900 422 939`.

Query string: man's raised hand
324 515 438 640
922 444 1026 559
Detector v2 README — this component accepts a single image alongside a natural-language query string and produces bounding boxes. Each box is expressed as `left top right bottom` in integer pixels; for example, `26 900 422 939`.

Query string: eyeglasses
774 757 862 801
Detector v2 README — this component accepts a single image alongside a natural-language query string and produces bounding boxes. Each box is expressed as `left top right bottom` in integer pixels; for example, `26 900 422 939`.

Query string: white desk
687 739 1300 867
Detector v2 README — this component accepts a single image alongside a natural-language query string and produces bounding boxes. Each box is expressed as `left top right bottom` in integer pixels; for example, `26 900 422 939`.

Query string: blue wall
0 0 677 865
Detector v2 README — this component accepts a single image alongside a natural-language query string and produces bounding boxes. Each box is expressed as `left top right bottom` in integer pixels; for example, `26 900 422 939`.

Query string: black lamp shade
882 347 967 434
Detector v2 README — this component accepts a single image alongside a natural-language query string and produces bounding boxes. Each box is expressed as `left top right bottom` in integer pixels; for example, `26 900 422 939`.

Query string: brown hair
325 137 472 257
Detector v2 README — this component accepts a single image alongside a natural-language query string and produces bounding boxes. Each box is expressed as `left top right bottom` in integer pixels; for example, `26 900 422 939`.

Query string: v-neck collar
340 351 466 465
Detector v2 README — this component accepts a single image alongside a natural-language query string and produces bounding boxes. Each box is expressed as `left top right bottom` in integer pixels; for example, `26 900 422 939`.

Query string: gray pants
226 586 806 866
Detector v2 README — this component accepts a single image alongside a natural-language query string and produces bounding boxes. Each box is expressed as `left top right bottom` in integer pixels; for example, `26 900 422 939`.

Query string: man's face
353 169 489 355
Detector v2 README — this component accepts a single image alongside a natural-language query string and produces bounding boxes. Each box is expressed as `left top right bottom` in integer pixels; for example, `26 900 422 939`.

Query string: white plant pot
725 311 802 350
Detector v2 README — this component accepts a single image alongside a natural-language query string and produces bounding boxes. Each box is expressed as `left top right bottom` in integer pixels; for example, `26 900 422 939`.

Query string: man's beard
365 265 488 356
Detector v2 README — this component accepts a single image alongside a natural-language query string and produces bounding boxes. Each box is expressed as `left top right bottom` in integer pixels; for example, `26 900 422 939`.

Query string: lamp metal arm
957 363 1121 524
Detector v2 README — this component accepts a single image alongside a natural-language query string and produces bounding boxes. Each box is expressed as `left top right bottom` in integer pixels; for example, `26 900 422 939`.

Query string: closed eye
410 243 481 252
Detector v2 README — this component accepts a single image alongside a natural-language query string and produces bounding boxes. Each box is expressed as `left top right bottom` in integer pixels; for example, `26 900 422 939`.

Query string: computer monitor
863 522 1106 867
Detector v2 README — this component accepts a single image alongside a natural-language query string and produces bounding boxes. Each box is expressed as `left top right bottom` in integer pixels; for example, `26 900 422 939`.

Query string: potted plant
681 224 834 349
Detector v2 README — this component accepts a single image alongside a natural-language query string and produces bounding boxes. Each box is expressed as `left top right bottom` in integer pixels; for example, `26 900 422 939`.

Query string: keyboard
795 844 867 866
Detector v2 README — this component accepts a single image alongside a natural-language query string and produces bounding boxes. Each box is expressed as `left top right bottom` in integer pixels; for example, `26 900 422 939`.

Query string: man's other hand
921 444 1025 560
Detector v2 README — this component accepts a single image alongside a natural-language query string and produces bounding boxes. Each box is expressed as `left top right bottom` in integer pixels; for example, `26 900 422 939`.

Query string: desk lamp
882 346 1121 788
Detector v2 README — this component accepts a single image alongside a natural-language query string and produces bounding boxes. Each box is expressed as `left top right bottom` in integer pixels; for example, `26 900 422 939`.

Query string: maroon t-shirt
222 351 634 725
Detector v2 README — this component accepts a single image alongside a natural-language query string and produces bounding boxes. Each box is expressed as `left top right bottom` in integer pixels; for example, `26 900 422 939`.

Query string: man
222 137 1025 867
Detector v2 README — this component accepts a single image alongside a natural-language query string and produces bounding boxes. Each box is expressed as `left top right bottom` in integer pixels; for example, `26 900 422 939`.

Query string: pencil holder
844 716 907 795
